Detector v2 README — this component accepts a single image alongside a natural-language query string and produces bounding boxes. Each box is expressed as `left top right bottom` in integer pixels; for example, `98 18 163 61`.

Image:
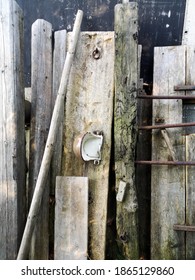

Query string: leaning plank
182 0 195 45
151 46 186 259
28 19 53 259
61 32 114 259
0 0 26 260
114 2 139 259
54 176 88 259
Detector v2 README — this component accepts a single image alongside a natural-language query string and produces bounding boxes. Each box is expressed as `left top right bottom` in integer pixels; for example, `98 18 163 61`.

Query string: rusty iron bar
139 122 195 130
135 160 195 166
174 85 195 91
173 225 195 232
137 95 195 99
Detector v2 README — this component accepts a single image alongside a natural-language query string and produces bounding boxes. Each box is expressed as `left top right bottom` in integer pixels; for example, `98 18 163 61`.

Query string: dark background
16 0 186 87
15 0 186 259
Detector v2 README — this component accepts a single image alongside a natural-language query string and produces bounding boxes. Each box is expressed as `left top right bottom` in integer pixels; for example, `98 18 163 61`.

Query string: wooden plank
186 135 195 259
185 45 195 259
28 19 52 259
151 46 186 259
54 176 88 260
51 30 67 192
114 2 139 259
49 30 67 259
0 0 26 260
61 31 114 260
182 0 195 45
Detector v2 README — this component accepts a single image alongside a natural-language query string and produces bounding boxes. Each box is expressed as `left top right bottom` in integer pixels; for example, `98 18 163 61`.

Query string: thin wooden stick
17 10 83 260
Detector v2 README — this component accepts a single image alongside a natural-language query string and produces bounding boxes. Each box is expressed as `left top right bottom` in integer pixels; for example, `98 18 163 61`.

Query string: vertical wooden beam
186 134 195 259
182 0 195 45
51 30 67 191
29 19 52 259
185 46 195 259
50 30 67 258
0 0 26 259
54 176 88 260
61 31 114 259
114 2 139 259
151 46 186 259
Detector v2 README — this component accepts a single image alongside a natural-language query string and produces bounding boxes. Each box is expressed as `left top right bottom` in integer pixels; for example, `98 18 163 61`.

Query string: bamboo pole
17 10 83 260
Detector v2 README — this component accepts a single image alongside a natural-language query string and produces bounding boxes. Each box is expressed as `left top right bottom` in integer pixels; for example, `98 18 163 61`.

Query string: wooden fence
1 0 195 261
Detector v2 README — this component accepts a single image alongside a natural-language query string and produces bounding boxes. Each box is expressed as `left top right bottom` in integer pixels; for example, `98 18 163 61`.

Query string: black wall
16 0 186 87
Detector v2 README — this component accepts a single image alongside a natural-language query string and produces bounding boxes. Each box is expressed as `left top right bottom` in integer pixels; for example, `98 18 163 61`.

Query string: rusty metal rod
137 95 195 99
135 160 195 166
139 122 195 130
174 85 195 91
173 225 195 232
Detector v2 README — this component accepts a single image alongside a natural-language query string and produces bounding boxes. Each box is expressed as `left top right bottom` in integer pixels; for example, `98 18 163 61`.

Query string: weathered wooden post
50 29 67 256
114 1 139 259
61 31 115 260
27 19 53 260
0 0 26 259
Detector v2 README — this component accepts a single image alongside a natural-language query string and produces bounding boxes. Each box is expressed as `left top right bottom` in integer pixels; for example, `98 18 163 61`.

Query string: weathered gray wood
54 176 88 260
17 11 83 260
28 19 53 260
51 30 67 193
49 30 67 258
185 45 195 259
114 2 139 259
61 31 114 260
182 0 195 45
151 46 186 259
161 129 177 161
0 0 26 260
186 135 195 259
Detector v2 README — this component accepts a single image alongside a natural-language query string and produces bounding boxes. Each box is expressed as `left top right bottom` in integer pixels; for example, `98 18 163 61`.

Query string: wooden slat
28 19 52 259
54 176 88 260
49 30 67 258
114 2 139 259
61 31 114 260
185 46 195 259
0 0 26 260
51 30 67 192
151 46 186 259
182 0 195 45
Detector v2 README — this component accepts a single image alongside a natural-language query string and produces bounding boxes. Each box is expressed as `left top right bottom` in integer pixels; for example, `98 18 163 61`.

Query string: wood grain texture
28 19 52 259
185 45 195 259
54 176 88 260
0 0 26 260
182 0 195 45
151 46 186 259
61 31 114 260
114 2 139 259
51 30 67 193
